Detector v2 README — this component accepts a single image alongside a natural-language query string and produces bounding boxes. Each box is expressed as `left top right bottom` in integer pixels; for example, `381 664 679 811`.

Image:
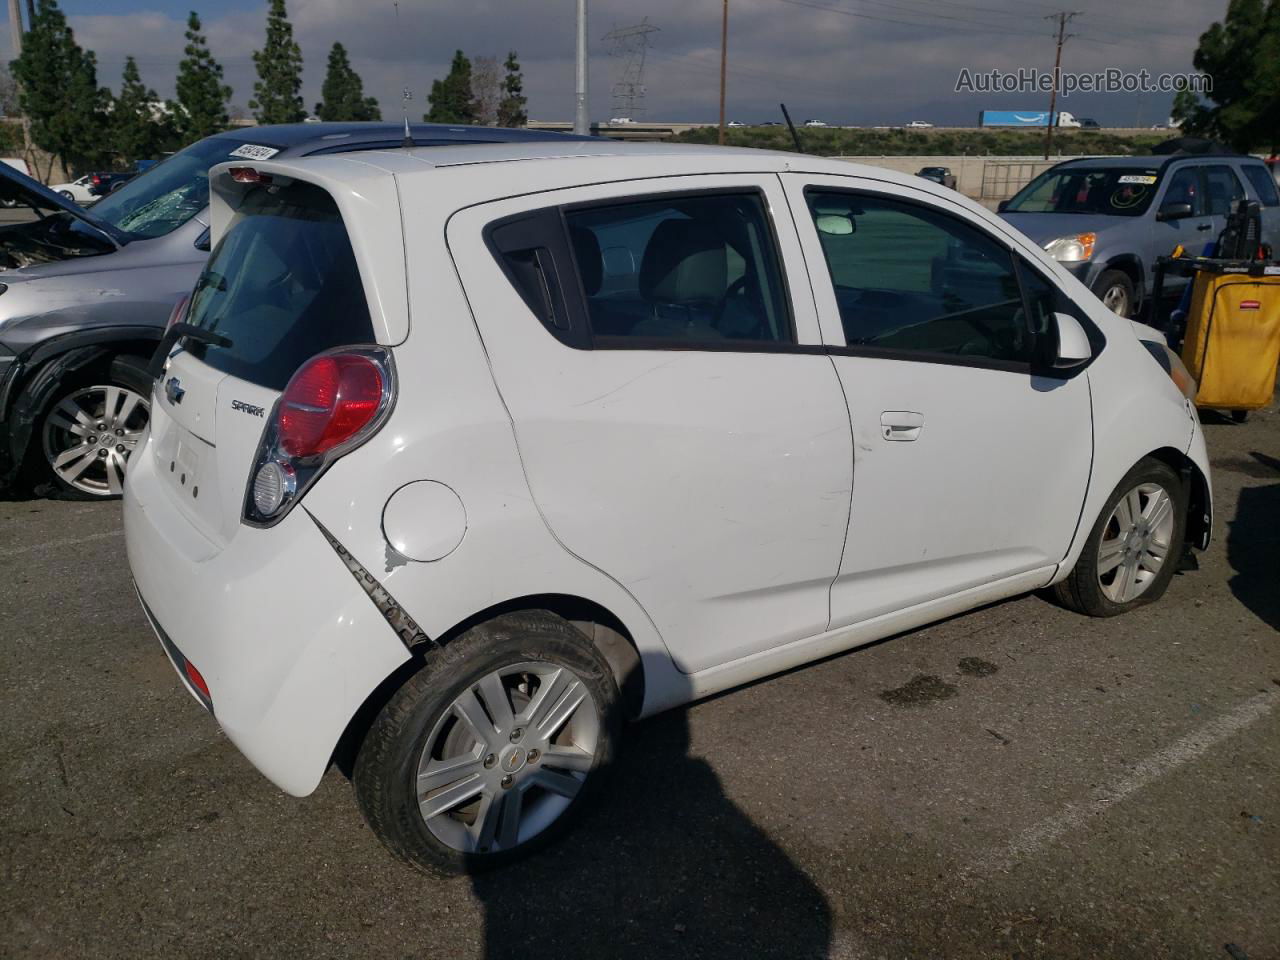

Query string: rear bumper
123 434 410 796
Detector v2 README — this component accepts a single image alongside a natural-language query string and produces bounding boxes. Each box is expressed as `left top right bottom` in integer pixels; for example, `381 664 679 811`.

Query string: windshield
1005 166 1162 217
90 136 282 240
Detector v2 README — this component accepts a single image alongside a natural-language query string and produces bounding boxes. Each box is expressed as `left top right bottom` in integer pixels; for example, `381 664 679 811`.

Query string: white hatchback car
124 142 1211 875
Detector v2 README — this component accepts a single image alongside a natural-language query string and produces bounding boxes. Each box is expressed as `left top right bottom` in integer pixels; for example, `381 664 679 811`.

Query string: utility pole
574 0 590 135
1043 10 1080 160
7 0 23 60
718 0 729 145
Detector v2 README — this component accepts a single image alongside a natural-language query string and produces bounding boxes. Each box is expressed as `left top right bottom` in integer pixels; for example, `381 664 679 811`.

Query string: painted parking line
0 529 123 559
976 689 1279 875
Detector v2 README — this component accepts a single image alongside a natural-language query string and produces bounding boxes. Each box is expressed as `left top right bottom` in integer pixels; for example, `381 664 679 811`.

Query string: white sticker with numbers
228 143 280 161
1117 174 1157 185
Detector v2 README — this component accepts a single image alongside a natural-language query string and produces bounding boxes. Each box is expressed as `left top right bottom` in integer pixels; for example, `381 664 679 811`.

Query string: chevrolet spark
124 142 1211 875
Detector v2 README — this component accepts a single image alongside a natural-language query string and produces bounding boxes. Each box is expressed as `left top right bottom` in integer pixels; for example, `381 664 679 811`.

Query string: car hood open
0 162 130 248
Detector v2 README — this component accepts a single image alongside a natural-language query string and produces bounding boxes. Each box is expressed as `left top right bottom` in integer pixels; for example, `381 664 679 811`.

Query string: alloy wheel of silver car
416 660 600 855
1095 481 1175 603
1100 283 1130 317
41 384 150 496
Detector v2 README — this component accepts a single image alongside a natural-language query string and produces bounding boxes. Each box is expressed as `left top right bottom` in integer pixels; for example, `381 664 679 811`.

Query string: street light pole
574 0 590 136
718 0 729 145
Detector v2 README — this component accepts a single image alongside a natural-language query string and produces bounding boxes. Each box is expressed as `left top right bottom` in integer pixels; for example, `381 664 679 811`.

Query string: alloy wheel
1101 283 1130 317
416 661 600 855
41 384 150 496
1096 481 1175 603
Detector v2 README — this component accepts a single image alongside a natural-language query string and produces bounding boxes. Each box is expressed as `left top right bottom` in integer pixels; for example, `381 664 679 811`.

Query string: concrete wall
831 154 1092 200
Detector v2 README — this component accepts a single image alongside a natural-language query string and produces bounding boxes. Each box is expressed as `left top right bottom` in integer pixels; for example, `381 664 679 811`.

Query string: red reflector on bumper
184 660 211 699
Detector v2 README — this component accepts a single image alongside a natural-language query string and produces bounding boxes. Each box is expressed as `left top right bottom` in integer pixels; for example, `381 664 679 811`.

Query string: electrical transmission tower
602 19 659 120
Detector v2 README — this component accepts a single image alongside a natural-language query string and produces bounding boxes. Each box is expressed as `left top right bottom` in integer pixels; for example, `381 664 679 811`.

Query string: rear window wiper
148 321 234 379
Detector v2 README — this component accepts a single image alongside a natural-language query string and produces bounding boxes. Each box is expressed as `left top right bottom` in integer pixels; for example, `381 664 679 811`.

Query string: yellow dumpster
1179 264 1280 417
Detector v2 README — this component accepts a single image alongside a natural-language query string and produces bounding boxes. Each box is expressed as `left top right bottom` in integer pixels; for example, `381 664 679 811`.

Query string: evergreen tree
11 0 111 179
315 42 381 121
1178 0 1280 152
249 0 305 125
113 56 174 167
425 50 476 124
496 50 527 127
171 11 231 143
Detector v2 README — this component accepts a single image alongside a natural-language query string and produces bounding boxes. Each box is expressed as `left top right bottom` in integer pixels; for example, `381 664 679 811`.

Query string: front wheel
1092 269 1136 318
354 611 621 875
1051 457 1187 616
35 356 152 498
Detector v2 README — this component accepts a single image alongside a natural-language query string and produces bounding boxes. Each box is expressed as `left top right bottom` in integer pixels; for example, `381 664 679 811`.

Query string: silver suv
999 154 1280 317
0 123 589 498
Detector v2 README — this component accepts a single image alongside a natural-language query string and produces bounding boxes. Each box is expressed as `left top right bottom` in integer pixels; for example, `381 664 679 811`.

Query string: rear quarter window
1241 164 1280 207
184 180 374 390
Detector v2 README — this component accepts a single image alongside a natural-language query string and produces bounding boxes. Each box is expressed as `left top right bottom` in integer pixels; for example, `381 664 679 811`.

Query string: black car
87 172 135 197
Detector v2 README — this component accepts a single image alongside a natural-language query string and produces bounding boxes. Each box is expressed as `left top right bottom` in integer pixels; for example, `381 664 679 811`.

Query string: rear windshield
183 180 374 390
1005 166 1162 217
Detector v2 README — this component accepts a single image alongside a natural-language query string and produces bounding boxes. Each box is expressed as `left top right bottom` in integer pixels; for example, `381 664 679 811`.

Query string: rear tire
354 611 621 876
1092 269 1136 318
1052 457 1186 617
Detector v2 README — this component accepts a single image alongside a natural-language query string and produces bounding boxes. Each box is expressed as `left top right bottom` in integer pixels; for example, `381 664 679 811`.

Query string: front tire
1092 269 1136 318
34 355 152 499
1052 457 1186 617
354 611 621 876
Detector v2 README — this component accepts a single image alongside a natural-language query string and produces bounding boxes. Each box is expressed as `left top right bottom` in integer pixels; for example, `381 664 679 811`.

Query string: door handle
881 411 924 441
1196 223 1212 231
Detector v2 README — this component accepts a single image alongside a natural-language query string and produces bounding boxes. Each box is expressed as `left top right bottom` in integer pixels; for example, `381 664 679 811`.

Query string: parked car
905 120 934 129
916 166 957 189
726 120 745 128
0 122 594 498
87 172 135 197
608 117 635 125
803 119 828 127
125 140 1211 876
998 154 1280 317
46 174 97 204
1079 118 1101 131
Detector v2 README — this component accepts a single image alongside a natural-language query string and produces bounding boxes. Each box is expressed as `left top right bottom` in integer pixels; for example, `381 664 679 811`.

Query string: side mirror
1052 312 1091 369
997 200 1010 213
1156 201 1193 222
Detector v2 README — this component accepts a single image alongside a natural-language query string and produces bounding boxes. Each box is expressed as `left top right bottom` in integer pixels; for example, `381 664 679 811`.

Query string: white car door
448 175 853 673
782 173 1094 627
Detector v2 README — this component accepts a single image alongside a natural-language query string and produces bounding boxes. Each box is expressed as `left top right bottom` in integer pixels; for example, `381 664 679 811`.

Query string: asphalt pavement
1 400 1277 960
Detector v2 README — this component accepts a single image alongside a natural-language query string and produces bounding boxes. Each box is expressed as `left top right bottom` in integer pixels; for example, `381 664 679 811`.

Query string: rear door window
183 180 374 390
1204 165 1246 216
563 192 793 345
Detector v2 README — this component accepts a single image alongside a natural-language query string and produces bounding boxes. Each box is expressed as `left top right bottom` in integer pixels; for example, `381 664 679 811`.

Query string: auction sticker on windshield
1118 174 1157 185
228 144 280 161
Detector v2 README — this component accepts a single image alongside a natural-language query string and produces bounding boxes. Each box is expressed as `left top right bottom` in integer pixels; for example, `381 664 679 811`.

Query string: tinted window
1005 166 1161 217
184 180 374 390
1241 163 1280 207
1161 167 1206 217
1204 165 1245 216
806 191 1031 364
563 192 792 344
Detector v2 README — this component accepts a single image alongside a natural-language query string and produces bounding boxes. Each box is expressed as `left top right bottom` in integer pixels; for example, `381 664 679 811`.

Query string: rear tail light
243 347 395 526
229 166 272 184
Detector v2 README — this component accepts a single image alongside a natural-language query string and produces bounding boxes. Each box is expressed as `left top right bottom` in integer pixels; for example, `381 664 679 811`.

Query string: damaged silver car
0 122 591 497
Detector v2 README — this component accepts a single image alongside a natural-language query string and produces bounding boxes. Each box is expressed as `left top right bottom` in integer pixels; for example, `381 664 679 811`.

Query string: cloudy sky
2 0 1221 127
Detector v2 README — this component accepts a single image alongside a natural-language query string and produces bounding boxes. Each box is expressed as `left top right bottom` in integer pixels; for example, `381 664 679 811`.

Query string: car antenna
395 2 414 149
780 103 803 153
